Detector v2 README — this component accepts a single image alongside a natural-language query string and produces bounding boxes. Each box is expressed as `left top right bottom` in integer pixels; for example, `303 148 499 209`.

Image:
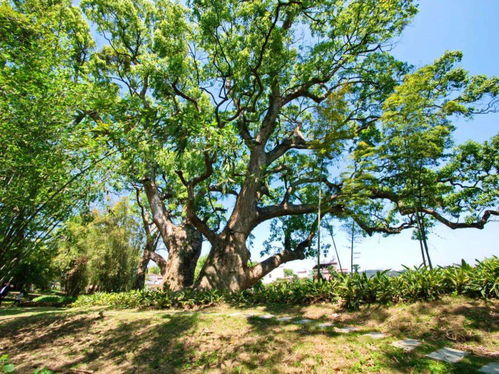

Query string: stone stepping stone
294 319 313 324
317 322 334 328
276 316 293 322
334 326 359 333
257 314 275 320
363 332 388 339
392 339 422 351
228 312 243 317
479 362 499 373
426 347 468 363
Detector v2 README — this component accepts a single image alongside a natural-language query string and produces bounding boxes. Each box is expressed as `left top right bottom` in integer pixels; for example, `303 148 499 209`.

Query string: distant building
312 261 348 279
295 269 309 279
261 265 310 284
145 274 163 289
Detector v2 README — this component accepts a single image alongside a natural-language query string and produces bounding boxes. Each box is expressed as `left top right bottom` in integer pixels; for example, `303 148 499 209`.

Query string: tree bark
134 249 150 290
195 232 251 291
195 227 313 292
133 232 161 290
161 224 202 290
142 179 202 291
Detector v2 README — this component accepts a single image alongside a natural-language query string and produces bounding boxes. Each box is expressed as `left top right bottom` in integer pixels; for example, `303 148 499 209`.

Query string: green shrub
72 257 498 311
1 354 15 374
31 295 74 305
0 354 54 374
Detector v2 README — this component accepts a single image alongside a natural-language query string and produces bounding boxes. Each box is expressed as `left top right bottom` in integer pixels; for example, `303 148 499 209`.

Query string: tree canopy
0 0 112 282
1 0 497 292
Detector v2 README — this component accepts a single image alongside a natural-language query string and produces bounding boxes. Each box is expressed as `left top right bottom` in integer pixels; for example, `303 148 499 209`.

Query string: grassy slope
0 296 497 373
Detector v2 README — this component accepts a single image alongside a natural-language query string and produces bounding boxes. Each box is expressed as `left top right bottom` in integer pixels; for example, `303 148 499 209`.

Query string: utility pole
328 223 343 273
350 221 354 274
316 158 323 280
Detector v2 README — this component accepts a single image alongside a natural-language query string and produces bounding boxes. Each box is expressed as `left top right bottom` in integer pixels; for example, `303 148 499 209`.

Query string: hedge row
72 257 498 310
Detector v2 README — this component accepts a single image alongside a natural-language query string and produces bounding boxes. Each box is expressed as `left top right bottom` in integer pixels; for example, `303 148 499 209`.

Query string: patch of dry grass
0 296 497 373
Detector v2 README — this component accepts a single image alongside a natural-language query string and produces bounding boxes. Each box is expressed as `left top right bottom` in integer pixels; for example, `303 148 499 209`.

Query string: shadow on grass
2 310 200 373
373 342 492 374
339 304 392 324
223 302 309 315
61 314 200 373
1 297 497 373
0 306 61 317
0 310 102 353
451 303 498 331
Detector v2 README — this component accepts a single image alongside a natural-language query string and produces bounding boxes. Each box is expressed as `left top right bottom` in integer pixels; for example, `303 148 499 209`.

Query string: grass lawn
0 296 497 373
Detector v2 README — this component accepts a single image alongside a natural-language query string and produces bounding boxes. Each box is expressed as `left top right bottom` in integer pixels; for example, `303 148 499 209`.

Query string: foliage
1 0 497 292
349 52 499 234
283 269 296 277
55 197 142 295
0 354 14 374
0 0 110 283
147 266 161 275
6 244 57 291
194 256 207 281
73 257 498 310
31 295 74 305
0 352 52 374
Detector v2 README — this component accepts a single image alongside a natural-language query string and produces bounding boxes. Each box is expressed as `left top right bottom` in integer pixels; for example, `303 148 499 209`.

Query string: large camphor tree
81 0 498 291
80 0 209 290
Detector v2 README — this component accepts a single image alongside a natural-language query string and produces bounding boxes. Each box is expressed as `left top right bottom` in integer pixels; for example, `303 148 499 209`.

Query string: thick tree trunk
195 230 309 292
142 179 203 291
134 249 150 290
195 232 251 291
161 224 202 290
133 232 162 290
194 141 316 291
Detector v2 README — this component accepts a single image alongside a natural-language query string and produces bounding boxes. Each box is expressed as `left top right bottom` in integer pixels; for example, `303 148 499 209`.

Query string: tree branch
248 222 316 285
421 208 499 230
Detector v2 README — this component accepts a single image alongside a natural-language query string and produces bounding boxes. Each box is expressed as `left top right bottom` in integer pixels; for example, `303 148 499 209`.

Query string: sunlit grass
0 296 497 373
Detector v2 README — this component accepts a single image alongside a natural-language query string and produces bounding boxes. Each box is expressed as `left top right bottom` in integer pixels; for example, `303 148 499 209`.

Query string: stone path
392 339 422 351
317 322 334 328
257 314 275 319
479 362 499 373
196 310 495 370
294 319 314 324
426 347 468 363
276 316 293 321
334 326 359 333
363 332 388 339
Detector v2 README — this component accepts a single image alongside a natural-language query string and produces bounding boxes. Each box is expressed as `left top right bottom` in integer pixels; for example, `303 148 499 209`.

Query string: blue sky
247 0 499 273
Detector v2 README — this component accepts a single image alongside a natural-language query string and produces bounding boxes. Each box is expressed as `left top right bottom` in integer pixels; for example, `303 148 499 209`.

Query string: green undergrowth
31 295 75 305
71 257 498 311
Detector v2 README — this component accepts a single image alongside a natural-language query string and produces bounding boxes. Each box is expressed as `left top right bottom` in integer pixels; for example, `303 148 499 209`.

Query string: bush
1 354 15 374
30 295 75 306
0 355 54 374
72 257 498 311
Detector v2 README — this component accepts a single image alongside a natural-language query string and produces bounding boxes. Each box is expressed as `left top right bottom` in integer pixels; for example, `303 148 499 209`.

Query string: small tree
55 198 142 295
283 268 297 279
342 219 365 274
148 266 161 275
